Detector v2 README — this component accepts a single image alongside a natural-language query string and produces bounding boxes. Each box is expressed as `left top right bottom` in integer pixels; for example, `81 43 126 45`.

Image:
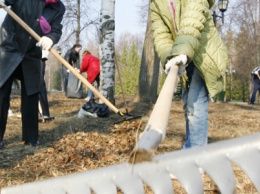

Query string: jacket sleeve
150 0 175 66
171 0 210 62
150 0 210 66
46 2 65 44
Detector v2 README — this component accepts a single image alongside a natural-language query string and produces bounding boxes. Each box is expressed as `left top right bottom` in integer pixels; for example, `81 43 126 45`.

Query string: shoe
43 116 55 120
24 141 39 147
84 96 91 102
0 141 4 149
8 109 14 117
39 116 55 122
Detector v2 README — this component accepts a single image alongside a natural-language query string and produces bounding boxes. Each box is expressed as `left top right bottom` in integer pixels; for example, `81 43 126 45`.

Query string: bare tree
136 0 160 103
59 0 100 51
225 0 260 101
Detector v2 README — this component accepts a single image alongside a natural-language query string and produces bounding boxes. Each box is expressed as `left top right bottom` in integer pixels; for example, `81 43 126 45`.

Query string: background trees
115 33 143 96
220 0 260 102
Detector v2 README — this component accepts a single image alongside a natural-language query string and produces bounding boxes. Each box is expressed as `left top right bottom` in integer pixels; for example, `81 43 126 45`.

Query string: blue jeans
87 84 95 99
87 75 100 99
182 67 209 148
249 81 260 104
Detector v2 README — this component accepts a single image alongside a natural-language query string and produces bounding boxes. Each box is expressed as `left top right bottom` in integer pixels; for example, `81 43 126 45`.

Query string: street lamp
212 0 229 25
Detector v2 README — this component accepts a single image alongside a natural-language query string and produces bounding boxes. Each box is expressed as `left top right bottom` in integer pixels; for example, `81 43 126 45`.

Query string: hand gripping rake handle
129 64 179 163
3 6 124 117
136 64 179 150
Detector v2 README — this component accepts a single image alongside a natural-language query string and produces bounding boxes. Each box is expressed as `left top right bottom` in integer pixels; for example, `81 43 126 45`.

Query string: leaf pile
0 120 142 186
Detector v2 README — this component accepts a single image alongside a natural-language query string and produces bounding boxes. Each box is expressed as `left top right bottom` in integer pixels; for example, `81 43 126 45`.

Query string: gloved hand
42 50 49 61
165 54 187 75
75 68 80 73
0 0 5 7
36 36 53 50
66 69 70 73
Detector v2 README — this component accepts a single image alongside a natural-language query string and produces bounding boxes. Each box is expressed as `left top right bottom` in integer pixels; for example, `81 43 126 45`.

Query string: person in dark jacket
61 44 82 94
249 67 260 105
0 0 65 148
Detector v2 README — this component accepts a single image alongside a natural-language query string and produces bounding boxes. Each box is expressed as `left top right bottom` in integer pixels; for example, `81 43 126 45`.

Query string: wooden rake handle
3 6 121 115
134 64 179 151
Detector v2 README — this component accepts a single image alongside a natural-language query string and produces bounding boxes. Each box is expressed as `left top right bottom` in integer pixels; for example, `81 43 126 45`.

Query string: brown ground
1 92 260 193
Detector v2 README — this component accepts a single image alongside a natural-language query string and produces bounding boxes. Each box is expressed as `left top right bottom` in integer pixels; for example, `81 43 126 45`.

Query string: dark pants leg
39 60 50 117
0 64 39 144
21 79 39 144
62 65 69 94
0 74 13 141
250 83 260 104
86 74 100 99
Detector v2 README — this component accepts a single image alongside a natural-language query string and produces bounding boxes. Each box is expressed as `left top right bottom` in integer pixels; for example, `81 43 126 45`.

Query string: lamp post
212 0 229 26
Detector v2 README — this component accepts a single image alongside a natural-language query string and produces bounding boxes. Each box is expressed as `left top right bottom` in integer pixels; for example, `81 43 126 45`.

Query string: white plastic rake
1 133 260 194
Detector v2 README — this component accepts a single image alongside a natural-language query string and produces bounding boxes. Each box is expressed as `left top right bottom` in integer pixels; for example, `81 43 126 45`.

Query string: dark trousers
249 82 260 104
0 64 39 143
61 65 69 94
39 60 50 117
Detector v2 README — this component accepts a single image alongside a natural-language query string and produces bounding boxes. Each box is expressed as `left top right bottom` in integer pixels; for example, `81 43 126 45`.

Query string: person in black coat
0 0 65 148
249 67 260 105
61 44 82 94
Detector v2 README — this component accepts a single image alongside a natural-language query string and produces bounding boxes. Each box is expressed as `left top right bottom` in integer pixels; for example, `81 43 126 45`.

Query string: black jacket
251 67 260 85
64 48 80 68
0 0 65 95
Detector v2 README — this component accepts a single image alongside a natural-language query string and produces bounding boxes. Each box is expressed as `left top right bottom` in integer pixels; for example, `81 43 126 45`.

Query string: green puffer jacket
150 0 228 97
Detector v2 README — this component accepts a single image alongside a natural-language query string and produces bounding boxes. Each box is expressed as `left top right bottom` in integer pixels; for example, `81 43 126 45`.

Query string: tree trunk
137 7 160 104
99 0 115 104
76 0 81 44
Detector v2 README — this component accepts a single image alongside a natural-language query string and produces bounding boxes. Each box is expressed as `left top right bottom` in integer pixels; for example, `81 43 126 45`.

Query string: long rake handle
134 64 179 151
3 6 121 115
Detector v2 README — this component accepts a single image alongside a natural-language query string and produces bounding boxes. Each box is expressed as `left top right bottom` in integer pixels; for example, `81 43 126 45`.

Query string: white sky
115 0 145 36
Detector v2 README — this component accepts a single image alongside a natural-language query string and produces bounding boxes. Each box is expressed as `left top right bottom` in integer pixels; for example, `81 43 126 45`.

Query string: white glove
75 68 80 73
66 69 70 73
42 50 49 60
0 0 5 7
36 36 53 50
165 54 188 75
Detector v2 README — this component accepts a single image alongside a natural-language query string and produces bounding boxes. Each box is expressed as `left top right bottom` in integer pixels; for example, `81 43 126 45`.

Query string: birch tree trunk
99 0 116 104
137 4 160 104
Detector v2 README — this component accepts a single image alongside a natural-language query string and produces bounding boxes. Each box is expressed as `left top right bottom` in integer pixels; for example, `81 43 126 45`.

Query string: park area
0 92 260 193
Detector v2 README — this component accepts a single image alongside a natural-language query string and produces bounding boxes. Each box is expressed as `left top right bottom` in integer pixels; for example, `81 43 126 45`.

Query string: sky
0 0 146 37
115 0 146 36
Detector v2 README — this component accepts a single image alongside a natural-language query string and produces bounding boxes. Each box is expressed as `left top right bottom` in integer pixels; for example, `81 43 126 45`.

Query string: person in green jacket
150 0 228 148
